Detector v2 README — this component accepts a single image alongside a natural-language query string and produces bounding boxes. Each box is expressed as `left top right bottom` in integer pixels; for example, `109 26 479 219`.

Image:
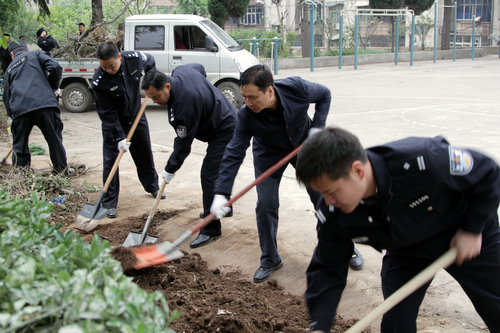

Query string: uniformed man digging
295 127 500 333
92 42 163 219
141 65 236 248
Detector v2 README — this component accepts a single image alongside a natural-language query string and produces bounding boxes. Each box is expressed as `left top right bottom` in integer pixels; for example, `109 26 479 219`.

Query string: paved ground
3 55 500 332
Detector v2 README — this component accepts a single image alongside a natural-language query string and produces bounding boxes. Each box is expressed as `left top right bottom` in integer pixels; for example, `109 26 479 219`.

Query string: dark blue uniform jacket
165 63 237 173
306 136 500 332
91 51 155 142
214 77 331 195
3 50 61 120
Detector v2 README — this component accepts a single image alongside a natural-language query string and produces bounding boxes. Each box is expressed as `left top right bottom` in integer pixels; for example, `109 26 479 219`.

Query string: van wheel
217 81 243 109
62 82 93 113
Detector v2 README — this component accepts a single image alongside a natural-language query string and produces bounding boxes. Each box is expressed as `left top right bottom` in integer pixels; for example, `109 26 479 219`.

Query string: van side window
173 25 210 51
135 25 165 50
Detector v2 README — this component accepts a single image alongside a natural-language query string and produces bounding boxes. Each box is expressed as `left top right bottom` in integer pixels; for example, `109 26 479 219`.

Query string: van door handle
173 56 182 60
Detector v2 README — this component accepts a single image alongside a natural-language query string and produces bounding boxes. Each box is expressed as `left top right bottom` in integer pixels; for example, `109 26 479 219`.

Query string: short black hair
296 127 368 186
78 23 85 27
141 70 171 90
96 41 119 60
240 64 274 93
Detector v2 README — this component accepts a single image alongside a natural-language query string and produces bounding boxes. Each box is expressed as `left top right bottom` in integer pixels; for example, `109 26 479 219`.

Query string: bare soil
52 194 360 332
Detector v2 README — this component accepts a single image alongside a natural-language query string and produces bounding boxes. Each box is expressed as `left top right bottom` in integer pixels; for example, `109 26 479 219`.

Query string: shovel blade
132 242 184 269
123 231 159 248
74 204 108 232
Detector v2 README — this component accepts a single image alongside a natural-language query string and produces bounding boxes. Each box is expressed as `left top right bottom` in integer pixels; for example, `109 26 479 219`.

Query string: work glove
210 194 231 219
117 139 131 153
308 127 322 138
162 170 175 184
53 88 61 97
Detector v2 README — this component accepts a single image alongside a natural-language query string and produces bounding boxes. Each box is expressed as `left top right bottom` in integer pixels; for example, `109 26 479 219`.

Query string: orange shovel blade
132 243 184 269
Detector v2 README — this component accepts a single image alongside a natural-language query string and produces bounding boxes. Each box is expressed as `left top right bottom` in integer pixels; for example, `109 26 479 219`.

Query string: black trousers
10 108 67 173
199 128 235 236
101 114 159 209
380 224 500 332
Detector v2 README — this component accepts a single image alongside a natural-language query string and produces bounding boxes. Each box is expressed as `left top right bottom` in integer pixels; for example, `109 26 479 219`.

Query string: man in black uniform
141 65 237 248
36 28 59 56
91 41 162 219
1 33 12 73
210 64 364 283
295 127 500 333
3 39 67 174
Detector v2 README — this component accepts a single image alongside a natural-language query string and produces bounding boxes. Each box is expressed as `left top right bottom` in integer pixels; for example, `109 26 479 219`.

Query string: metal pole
395 15 400 65
453 2 457 61
310 2 315 72
354 15 359 70
410 15 415 66
271 41 275 73
273 37 279 74
339 15 343 69
472 15 475 60
252 37 257 56
433 1 437 63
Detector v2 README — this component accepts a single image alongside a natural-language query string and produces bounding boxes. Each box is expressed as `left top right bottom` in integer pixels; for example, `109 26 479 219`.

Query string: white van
59 14 259 112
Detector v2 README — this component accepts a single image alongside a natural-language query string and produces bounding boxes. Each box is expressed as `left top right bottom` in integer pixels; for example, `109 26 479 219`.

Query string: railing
237 37 282 74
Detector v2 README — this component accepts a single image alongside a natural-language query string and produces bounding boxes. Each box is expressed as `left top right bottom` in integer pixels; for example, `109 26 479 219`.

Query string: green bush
0 190 179 332
230 30 298 58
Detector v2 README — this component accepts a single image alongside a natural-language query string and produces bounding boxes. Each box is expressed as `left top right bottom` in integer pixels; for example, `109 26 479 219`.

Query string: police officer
209 64 363 283
1 33 12 73
141 65 236 248
3 39 67 174
92 41 163 218
36 28 59 56
295 127 500 333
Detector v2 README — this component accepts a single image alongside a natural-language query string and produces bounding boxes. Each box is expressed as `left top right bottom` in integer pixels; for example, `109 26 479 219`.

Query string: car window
135 25 165 50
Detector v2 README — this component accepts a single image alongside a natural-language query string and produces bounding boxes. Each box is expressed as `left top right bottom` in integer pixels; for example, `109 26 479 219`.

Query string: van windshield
200 19 242 51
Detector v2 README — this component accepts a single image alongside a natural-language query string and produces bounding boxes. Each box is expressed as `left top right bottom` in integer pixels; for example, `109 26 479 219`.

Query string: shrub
0 190 180 332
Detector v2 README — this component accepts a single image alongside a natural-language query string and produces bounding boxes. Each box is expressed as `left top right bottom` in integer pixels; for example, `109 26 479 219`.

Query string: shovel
75 97 149 232
1 146 12 166
345 247 458 333
126 143 304 270
122 179 166 247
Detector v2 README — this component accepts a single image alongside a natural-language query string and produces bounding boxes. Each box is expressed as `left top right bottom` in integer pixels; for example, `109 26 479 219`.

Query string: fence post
354 15 359 70
339 15 343 69
273 37 279 75
252 37 257 56
433 1 437 63
410 15 415 66
472 15 475 60
453 2 457 61
395 15 400 65
310 1 315 72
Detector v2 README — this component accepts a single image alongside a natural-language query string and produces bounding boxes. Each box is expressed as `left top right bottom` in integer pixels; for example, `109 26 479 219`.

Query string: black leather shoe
349 247 364 270
199 206 233 219
253 261 283 283
151 191 166 200
189 233 220 248
106 208 117 219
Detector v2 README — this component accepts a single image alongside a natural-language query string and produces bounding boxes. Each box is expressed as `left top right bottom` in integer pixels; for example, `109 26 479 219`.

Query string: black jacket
165 63 237 173
214 76 331 195
91 51 155 142
306 136 500 331
3 50 61 120
37 35 59 54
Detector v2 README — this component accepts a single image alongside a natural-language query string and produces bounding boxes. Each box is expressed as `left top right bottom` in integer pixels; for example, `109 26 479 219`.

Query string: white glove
308 127 322 138
162 170 175 184
53 88 61 97
117 139 131 153
210 194 231 219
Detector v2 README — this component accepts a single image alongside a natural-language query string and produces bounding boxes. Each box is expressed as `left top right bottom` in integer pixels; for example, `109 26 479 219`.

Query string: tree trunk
301 17 311 58
441 0 452 50
91 0 105 26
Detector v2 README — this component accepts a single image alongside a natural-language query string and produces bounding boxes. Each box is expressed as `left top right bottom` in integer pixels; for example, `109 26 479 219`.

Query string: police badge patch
449 146 474 175
176 125 187 138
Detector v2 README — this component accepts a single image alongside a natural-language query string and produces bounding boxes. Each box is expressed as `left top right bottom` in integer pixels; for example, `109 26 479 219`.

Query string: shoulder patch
176 125 187 138
449 146 474 176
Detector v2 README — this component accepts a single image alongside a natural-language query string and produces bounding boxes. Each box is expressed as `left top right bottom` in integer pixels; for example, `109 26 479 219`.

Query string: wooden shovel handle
103 97 149 192
345 247 458 333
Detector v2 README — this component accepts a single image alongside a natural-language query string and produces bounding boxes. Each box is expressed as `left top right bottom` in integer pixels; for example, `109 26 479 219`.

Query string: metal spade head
123 231 159 248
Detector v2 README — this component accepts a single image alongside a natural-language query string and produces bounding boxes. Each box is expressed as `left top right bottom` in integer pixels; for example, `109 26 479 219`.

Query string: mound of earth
52 194 365 332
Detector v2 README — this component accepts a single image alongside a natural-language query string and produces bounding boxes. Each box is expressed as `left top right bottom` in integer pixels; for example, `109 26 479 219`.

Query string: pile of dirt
52 198 365 332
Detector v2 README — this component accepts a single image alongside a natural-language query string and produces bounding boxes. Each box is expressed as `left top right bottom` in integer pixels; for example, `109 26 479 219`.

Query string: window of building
134 25 165 50
457 0 491 21
242 5 264 25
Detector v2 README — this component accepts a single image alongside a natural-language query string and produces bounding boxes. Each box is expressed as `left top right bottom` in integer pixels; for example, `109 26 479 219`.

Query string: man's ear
351 160 365 180
164 82 171 91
